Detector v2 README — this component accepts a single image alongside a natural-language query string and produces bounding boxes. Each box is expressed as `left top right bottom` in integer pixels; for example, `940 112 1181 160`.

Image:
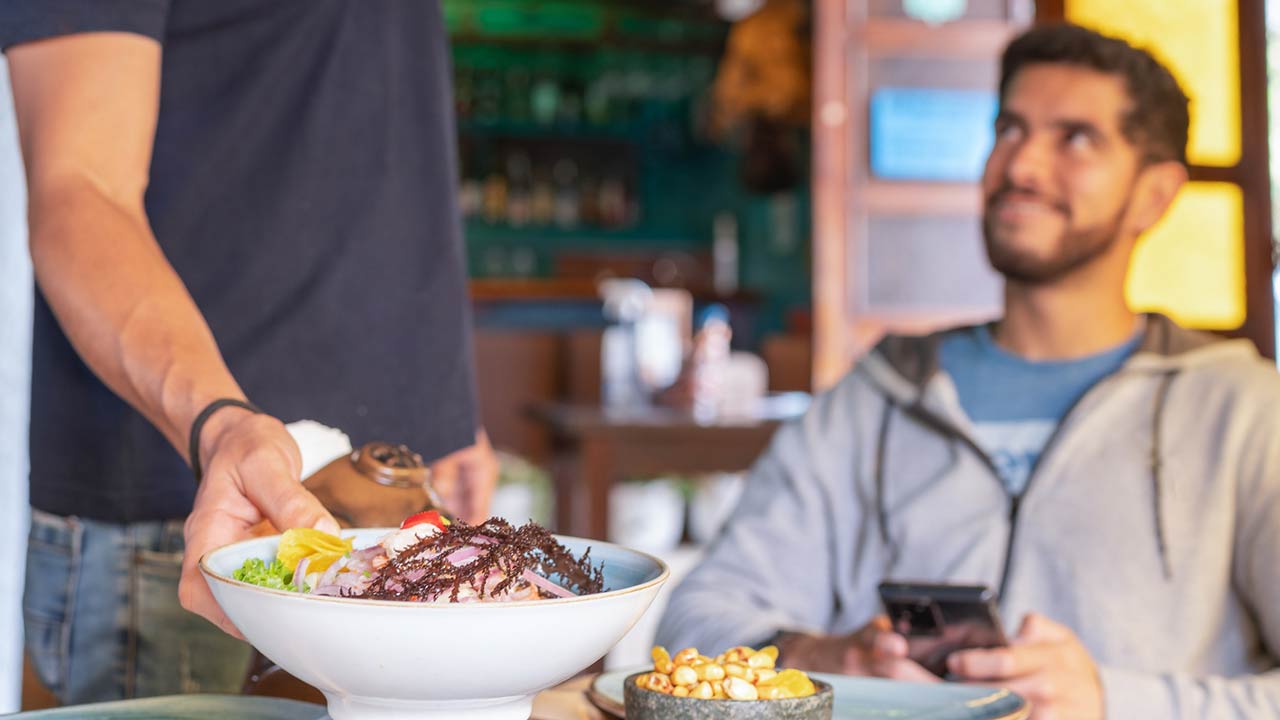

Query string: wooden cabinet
811 1 1031 388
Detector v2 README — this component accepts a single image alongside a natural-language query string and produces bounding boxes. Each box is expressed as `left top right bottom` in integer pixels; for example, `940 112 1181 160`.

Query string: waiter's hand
777 616 940 683
180 408 339 637
948 613 1103 720
429 428 499 525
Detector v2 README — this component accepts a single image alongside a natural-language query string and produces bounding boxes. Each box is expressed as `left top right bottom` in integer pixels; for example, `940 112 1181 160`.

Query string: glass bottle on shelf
530 71 560 126
598 175 627 229
578 172 600 228
505 152 533 228
458 162 483 220
588 51 622 127
712 211 740 296
453 63 474 121
531 165 555 226
553 158 580 230
691 304 733 422
505 65 531 124
585 71 611 127
482 165 508 225
473 65 502 124
622 52 653 124
558 77 584 126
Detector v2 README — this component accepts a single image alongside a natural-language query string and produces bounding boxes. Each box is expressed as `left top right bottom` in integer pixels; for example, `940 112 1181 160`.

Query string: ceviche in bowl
200 514 668 720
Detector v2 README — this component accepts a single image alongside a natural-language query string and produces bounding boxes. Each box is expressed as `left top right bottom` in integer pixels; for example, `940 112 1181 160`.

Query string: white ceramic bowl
201 528 669 720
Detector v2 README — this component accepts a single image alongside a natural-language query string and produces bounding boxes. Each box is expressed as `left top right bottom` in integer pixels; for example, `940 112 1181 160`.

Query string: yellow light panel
1066 0 1241 167
1126 182 1245 329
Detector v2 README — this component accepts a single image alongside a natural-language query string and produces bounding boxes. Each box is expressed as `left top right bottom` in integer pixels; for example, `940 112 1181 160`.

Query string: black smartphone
877 581 1009 677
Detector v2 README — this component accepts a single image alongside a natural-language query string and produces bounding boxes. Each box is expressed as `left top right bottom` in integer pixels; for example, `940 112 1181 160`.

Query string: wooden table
535 399 807 540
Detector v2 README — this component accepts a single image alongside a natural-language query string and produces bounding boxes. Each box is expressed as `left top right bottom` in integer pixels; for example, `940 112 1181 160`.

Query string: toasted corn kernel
754 669 778 684
759 685 787 700
691 681 715 700
672 665 698 687
672 686 690 697
761 669 816 698
723 663 747 679
635 674 647 688
697 654 714 665
747 650 776 669
673 647 700 666
743 668 757 684
725 677 759 701
759 645 780 662
696 663 726 682
645 672 673 694
652 646 675 675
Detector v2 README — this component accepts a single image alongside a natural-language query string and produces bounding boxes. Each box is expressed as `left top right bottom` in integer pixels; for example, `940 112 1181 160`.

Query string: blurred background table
535 395 807 541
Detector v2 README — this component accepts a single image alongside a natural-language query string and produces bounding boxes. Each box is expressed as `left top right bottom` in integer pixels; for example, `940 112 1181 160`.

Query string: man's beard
982 184 1129 284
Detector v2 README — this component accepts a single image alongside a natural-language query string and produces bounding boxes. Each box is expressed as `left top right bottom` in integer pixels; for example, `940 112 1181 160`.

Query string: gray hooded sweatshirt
656 315 1280 718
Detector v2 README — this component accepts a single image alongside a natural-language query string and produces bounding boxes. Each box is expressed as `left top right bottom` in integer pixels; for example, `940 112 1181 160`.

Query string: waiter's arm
7 32 336 635
9 32 245 451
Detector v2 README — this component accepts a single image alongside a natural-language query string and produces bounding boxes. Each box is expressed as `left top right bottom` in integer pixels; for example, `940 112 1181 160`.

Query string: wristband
188 398 261 485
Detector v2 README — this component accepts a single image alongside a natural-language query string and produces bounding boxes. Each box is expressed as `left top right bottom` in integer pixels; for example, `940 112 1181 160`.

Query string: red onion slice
293 557 310 592
447 546 484 565
520 569 576 599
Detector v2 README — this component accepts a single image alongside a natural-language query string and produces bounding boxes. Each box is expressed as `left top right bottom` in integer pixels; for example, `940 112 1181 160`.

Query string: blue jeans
23 509 252 704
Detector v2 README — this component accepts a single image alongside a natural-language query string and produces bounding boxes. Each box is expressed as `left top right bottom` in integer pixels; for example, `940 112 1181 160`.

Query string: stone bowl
623 673 834 720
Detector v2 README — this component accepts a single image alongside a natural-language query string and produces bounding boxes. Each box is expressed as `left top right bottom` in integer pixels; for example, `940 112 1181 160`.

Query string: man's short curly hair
1000 23 1191 166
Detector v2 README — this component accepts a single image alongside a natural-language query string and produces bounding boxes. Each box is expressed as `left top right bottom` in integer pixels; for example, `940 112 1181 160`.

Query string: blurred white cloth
285 420 352 480
0 57 31 715
719 352 768 418
608 478 685 555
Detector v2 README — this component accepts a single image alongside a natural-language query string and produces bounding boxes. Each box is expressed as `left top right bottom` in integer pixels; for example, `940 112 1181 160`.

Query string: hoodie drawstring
874 399 895 547
1152 371 1177 580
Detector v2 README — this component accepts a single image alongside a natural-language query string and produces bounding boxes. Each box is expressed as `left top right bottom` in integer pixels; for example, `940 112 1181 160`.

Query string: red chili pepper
400 510 448 531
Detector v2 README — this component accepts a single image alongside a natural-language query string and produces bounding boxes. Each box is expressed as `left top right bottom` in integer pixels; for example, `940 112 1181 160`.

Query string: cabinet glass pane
861 215 1002 315
1066 0 1241 167
1125 182 1245 329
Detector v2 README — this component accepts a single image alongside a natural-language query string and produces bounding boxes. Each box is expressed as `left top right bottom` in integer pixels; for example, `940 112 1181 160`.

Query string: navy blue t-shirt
4 1 478 522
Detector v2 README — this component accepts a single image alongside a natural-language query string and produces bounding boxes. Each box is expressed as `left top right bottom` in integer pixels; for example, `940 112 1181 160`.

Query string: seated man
657 23 1280 719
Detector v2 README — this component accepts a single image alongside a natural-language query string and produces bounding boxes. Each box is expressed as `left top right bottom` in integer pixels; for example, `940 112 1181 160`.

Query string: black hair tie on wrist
188 398 262 485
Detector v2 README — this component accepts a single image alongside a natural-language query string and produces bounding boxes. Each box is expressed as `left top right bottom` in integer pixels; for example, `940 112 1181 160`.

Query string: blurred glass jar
302 442 448 528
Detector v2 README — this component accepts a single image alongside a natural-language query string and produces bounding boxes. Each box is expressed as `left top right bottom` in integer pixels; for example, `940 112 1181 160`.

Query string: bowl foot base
324 693 535 720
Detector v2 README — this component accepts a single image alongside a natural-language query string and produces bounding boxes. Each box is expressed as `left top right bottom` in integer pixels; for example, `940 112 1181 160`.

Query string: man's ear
1128 161 1188 235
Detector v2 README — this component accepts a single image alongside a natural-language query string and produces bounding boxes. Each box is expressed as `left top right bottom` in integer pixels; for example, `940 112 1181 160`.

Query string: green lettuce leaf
232 557 295 591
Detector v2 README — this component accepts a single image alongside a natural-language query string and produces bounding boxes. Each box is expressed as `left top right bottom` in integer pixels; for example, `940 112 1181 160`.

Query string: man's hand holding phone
775 616 940 683
782 581 1105 719
947 612 1104 720
878 581 1009 677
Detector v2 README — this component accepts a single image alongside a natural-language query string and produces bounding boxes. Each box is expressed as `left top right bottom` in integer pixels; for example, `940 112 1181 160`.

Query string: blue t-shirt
939 325 1141 496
